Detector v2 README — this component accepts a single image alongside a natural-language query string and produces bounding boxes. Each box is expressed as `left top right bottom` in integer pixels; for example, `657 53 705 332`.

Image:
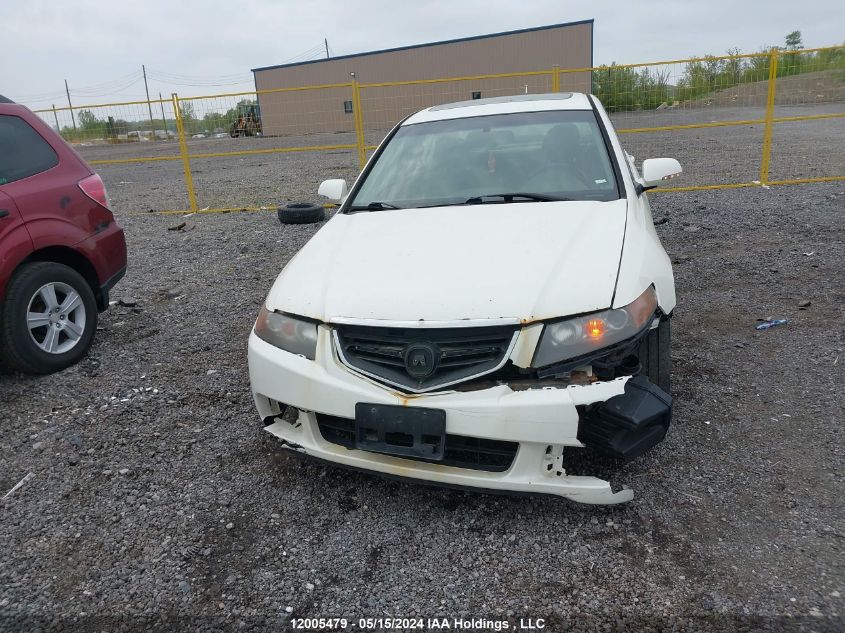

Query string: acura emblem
403 342 439 380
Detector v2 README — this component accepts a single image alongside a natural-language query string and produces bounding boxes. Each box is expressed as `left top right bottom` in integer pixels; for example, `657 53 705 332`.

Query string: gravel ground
1 121 844 631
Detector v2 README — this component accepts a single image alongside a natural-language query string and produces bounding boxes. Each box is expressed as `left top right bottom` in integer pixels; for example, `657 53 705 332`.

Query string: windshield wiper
465 193 570 204
347 201 403 213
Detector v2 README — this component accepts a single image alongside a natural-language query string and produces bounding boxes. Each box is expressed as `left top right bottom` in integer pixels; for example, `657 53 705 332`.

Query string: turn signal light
586 319 605 339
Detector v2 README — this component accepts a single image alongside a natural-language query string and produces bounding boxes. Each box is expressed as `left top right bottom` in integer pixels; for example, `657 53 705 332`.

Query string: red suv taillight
78 174 111 210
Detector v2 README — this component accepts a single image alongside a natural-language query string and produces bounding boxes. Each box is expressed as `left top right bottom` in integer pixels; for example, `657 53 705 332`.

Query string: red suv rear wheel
1 262 97 373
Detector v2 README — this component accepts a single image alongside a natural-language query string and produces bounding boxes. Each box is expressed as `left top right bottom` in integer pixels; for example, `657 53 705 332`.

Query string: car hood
266 200 628 323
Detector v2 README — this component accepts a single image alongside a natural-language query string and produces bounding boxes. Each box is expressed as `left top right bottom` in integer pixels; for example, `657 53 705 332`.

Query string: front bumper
248 327 667 504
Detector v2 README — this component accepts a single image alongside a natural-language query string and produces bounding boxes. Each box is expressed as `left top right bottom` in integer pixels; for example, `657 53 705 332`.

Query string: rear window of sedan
0 115 59 185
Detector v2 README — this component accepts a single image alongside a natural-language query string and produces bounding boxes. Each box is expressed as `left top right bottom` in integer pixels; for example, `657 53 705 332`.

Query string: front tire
0 262 98 374
638 317 671 394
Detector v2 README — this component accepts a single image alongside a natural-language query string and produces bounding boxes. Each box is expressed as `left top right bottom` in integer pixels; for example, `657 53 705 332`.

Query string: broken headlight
532 287 657 368
254 306 318 360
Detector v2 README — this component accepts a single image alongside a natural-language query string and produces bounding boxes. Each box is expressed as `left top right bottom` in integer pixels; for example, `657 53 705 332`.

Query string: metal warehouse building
251 20 594 136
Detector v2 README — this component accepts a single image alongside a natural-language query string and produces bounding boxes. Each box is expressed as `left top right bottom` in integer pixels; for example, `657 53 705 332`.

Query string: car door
0 189 34 300
0 189 27 244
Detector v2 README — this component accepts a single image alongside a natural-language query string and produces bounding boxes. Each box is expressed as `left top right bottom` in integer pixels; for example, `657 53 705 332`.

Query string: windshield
348 110 620 210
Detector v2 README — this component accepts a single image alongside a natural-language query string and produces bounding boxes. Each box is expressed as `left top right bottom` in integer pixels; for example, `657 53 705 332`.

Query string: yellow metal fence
34 45 845 214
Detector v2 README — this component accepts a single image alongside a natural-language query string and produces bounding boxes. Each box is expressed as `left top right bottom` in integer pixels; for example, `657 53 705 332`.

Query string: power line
12 70 145 104
145 75 254 88
146 68 254 82
72 76 145 97
68 70 145 96
10 92 68 104
284 44 328 63
70 69 143 91
13 41 333 105
143 43 328 88
10 88 67 100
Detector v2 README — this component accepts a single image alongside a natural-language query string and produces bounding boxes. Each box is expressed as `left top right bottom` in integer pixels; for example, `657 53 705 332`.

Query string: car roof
404 92 592 125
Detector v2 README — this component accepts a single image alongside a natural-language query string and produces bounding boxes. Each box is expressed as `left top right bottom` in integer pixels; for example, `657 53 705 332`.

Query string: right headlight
254 306 318 360
532 287 657 368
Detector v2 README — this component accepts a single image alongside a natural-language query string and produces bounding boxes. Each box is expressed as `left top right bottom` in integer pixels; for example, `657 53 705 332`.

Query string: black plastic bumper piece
316 413 518 472
355 403 446 461
97 264 127 311
579 374 672 460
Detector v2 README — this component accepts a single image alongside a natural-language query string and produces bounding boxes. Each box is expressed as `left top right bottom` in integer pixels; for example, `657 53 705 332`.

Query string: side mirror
641 158 682 189
317 179 348 202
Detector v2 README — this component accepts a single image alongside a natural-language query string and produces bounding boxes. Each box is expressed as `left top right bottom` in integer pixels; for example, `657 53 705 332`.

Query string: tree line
592 31 843 112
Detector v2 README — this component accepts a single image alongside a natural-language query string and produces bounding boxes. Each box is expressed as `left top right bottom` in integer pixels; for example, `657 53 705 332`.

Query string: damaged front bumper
248 329 671 505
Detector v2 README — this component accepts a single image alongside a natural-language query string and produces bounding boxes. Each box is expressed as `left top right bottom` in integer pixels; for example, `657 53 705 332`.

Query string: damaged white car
248 92 681 504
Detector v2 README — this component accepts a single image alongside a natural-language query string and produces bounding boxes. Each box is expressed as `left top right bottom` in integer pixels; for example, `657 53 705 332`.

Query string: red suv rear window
0 114 59 185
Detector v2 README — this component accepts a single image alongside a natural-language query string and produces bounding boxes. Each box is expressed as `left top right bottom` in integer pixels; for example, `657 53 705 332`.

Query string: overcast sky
3 0 842 108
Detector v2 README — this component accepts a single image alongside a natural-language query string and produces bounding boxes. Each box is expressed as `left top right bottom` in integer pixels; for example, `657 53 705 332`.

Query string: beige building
252 20 594 136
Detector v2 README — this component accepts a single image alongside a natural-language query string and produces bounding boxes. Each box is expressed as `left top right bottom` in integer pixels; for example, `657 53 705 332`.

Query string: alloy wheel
26 281 87 354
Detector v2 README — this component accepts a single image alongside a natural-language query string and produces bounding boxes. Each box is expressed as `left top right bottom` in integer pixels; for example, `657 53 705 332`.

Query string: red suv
0 95 126 374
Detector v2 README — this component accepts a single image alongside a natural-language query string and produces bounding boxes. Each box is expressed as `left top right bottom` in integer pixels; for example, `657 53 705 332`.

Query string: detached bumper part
579 374 672 460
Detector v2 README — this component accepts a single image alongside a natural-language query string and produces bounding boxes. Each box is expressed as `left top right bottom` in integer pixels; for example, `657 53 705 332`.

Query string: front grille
316 414 518 473
334 324 517 393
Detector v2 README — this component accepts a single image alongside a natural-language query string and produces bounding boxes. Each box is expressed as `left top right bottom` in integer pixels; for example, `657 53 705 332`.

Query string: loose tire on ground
637 317 671 394
0 262 98 374
278 202 325 225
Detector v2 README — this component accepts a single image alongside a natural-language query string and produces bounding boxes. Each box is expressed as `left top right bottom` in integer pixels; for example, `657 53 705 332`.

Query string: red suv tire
1 262 98 373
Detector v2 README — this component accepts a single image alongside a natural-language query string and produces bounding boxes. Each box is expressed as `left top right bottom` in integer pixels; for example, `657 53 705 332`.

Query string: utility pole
159 92 169 137
64 80 76 132
51 105 60 134
143 64 156 138
325 38 330 59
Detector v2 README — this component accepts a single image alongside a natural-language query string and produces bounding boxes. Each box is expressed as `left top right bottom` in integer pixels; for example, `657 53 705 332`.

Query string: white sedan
248 92 681 504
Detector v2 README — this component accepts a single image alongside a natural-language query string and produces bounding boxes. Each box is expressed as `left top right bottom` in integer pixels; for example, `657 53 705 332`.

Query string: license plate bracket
354 403 446 460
